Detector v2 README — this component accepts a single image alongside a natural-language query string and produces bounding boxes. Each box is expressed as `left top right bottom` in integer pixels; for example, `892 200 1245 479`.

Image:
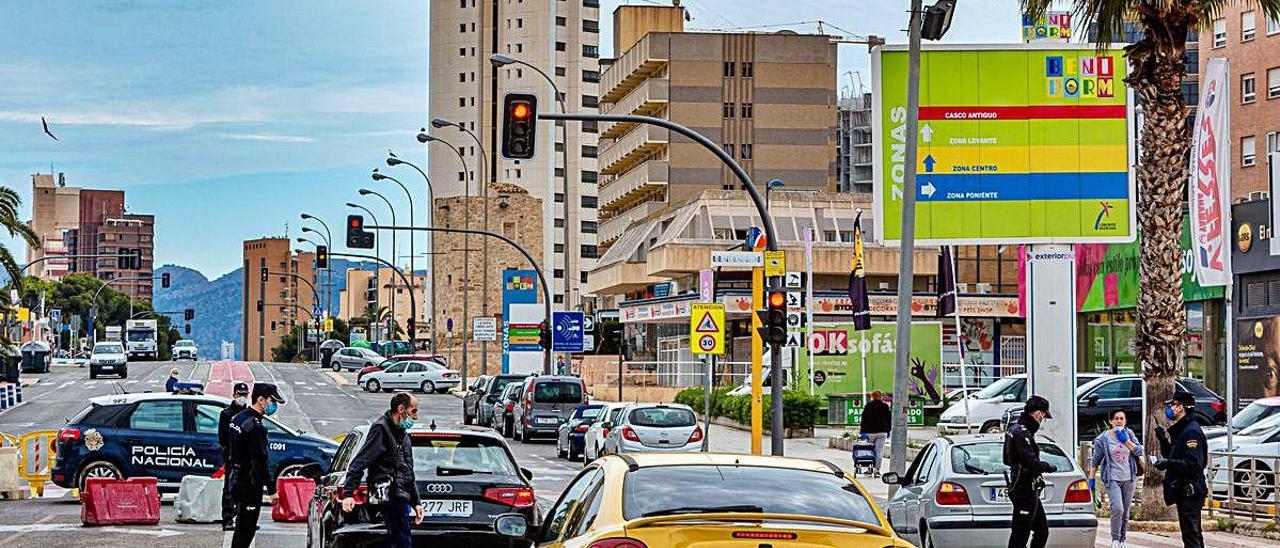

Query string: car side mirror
881 472 902 485
601 422 613 430
1003 394 1017 402
521 467 534 481
494 513 529 539
1085 394 1100 407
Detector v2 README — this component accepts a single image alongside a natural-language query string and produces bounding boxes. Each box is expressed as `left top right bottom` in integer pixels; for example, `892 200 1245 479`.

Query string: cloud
217 132 315 143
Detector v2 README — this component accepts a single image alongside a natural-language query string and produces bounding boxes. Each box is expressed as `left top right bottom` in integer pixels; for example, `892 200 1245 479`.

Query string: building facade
337 266 428 341
26 173 81 279
241 238 316 362
429 0 600 309
1200 6 1280 199
836 93 873 193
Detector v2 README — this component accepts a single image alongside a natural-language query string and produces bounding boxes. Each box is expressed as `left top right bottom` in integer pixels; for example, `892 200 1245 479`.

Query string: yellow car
491 452 912 547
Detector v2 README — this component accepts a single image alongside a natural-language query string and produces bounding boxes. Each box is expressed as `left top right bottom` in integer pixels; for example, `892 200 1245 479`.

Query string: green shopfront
1074 216 1226 391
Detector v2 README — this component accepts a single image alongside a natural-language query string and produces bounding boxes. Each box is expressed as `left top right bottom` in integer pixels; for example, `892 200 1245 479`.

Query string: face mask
399 418 415 430
265 402 279 416
235 397 247 407
1164 406 1176 420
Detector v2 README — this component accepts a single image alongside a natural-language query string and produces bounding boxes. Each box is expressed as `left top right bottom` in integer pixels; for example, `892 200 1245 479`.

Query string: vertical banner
500 269 539 373
848 215 871 330
1189 57 1232 286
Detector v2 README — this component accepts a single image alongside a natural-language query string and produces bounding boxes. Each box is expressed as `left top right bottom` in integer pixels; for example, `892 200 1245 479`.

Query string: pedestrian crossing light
501 92 539 160
756 290 788 347
316 245 329 269
346 215 375 249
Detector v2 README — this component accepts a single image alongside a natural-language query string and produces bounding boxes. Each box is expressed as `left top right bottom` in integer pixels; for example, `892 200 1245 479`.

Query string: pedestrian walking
218 382 249 530
1089 409 1143 548
1153 391 1208 548
227 383 286 548
858 390 891 475
1004 395 1059 548
341 393 424 548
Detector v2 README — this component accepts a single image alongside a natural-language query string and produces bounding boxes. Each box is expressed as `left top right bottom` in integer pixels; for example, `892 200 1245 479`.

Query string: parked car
511 375 587 442
331 346 386 372
999 375 1227 441
89 342 128 379
491 453 908 547
359 359 460 394
172 339 198 360
1206 396 1280 439
356 354 444 384
938 374 1105 434
490 383 524 438
600 403 703 457
582 403 629 464
556 404 605 461
883 434 1096 547
1207 415 1280 501
309 425 537 548
464 374 528 426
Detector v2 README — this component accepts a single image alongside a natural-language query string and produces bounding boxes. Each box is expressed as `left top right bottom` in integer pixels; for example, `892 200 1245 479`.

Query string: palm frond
0 245 23 291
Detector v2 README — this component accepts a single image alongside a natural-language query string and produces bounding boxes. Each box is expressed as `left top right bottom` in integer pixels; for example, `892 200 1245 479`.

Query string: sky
0 0 1023 279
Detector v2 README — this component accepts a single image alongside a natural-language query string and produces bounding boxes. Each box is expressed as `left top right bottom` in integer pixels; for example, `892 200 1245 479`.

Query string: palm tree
0 185 40 285
1025 1 1280 519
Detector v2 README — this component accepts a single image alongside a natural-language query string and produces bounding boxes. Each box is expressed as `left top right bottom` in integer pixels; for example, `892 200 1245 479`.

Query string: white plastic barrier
174 475 224 523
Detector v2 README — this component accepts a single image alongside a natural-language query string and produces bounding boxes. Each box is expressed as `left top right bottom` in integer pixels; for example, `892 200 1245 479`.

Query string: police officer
1153 391 1208 548
228 383 285 548
218 382 249 530
1004 395 1059 548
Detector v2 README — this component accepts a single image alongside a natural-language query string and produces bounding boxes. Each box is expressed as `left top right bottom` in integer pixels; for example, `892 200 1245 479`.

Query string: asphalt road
0 360 581 548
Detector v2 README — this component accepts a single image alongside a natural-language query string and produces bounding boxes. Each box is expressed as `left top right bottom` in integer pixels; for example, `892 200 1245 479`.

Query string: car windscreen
126 331 155 342
533 381 582 403
93 345 123 354
577 406 605 419
491 376 524 394
71 403 129 426
1231 402 1280 430
950 441 1074 475
623 465 879 525
1238 412 1280 436
629 407 696 427
412 435 518 478
973 377 1019 399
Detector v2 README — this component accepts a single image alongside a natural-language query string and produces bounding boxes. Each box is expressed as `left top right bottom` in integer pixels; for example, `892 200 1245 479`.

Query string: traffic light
407 318 416 336
755 290 787 347
537 320 551 350
921 0 956 40
256 300 263 312
316 245 329 269
346 215 375 249
184 308 194 321
500 92 538 160
260 267 269 283
184 324 191 334
161 272 171 289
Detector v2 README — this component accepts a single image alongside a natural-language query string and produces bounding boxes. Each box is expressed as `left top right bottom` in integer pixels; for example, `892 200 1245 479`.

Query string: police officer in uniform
1004 395 1059 548
1153 391 1208 548
228 383 285 548
218 382 249 530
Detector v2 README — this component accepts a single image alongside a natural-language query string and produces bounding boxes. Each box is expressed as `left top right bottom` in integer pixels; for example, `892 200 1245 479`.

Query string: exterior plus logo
1094 201 1116 230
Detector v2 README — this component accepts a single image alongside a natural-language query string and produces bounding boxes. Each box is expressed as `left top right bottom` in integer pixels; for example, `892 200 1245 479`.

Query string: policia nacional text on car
1152 391 1209 548
1003 395 1060 548
227 383 287 548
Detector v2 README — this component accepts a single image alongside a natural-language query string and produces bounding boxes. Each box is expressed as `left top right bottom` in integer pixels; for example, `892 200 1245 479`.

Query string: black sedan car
308 425 536 548
555 404 605 461
463 374 528 427
489 383 523 438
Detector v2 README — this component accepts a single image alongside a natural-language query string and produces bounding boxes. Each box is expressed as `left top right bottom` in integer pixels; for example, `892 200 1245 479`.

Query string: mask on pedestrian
235 397 246 407
399 418 415 430
1164 406 1176 420
265 402 279 416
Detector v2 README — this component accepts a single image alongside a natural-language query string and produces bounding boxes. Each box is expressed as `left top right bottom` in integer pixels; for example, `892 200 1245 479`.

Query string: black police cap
1025 395 1053 419
251 382 286 404
233 382 249 396
1164 391 1196 407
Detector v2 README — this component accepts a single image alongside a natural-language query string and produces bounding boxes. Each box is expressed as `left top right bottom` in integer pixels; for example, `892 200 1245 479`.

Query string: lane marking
0 523 182 538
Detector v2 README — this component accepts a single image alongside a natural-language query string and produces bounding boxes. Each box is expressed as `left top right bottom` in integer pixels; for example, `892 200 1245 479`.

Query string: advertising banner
1235 317 1280 407
800 322 944 405
1188 57 1232 286
1022 12 1072 43
501 269 540 373
1075 215 1225 312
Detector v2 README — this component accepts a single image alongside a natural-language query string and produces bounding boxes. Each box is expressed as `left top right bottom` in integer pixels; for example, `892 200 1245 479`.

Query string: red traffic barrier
81 477 161 526
271 476 316 522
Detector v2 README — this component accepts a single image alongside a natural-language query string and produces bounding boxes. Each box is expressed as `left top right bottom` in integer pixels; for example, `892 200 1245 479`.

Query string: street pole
360 190 398 340
431 138 472 388
259 265 266 361
346 203 382 334
327 252 417 347
374 171 416 345
388 154 439 354
890 0 925 487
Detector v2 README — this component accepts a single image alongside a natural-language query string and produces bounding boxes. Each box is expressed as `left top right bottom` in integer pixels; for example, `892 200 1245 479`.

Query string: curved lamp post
372 168 417 347
299 213 333 318
386 151 438 353
359 188 400 341
345 202 382 329
418 132 472 383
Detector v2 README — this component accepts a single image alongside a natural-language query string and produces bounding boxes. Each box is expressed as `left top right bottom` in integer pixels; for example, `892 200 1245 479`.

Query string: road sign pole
890 0 925 491
702 354 713 452
751 266 764 455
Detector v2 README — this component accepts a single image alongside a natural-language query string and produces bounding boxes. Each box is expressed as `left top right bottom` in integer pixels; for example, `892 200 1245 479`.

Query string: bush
671 387 823 430
673 387 704 409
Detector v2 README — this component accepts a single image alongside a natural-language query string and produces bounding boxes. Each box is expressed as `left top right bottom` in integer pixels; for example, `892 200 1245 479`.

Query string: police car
52 392 339 492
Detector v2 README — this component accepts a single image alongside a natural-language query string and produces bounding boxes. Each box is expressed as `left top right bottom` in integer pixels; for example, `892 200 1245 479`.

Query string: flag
1188 57 1231 286
937 246 957 318
848 215 871 331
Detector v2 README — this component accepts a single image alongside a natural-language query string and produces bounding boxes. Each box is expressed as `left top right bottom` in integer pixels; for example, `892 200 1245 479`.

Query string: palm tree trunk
1126 33 1190 522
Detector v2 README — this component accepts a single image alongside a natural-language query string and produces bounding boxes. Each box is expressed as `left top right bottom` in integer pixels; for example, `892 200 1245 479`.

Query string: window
541 469 603 542
1270 67 1280 99
741 103 753 118
1270 13 1280 35
723 102 735 117
581 145 597 158
581 170 598 184
581 245 598 259
581 195 597 209
554 295 564 304
622 466 879 524
949 441 1074 475
385 362 407 374
582 70 600 83
458 171 466 182
582 120 598 133
406 362 427 374
723 144 735 157
554 219 564 229
554 243 564 254
582 95 599 108
823 230 838 242
741 62 754 77
459 23 466 33
741 144 753 159
129 401 185 432
556 16 566 26
555 192 565 203
1243 135 1257 166
580 272 589 284
1243 11 1257 41
556 42 566 52
459 47 466 57
723 61 735 77
1244 73 1257 103
584 0 600 7
581 221 597 233
1213 18 1227 47
1086 379 1140 401
1268 132 1279 157
515 18 523 28
553 268 565 278
584 20 599 33
459 72 466 83
194 404 222 434
458 97 466 108
583 44 598 58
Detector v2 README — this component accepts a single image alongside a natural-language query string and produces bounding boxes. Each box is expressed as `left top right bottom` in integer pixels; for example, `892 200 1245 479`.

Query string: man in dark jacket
1154 391 1209 548
858 390 891 476
341 393 424 548
218 382 249 530
1004 395 1059 548
228 383 285 548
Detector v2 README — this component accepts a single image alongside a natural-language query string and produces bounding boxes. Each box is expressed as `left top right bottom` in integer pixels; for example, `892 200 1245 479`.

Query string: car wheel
421 380 436 394
1233 461 1276 500
332 361 342 372
78 460 122 491
921 522 936 548
981 421 1003 434
120 368 127 379
367 379 382 393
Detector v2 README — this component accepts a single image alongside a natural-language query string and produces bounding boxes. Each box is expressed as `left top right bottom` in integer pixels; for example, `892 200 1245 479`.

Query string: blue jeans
385 497 413 548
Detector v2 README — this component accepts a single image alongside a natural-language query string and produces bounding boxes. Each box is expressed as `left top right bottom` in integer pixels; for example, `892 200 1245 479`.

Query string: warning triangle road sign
694 311 719 333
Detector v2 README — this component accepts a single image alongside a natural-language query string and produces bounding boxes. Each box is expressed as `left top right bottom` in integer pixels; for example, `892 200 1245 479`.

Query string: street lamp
490 53 572 315
360 188 401 341
346 202 382 336
431 117 493 373
300 213 333 319
386 151 439 353
765 179 785 210
372 168 417 348
419 132 473 384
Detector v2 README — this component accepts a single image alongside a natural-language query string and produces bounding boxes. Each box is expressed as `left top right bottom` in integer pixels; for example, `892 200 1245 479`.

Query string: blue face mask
399 418 415 430
1164 406 1176 420
265 402 279 416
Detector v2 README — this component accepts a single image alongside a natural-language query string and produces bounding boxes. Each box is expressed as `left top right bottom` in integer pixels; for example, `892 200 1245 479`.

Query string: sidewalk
1097 521 1279 547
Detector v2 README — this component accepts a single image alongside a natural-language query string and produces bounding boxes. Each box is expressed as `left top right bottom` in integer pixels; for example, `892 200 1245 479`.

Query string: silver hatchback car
883 434 1097 548
602 403 703 455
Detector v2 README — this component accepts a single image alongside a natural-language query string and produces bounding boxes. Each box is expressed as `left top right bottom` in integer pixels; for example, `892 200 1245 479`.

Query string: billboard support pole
889 0 925 489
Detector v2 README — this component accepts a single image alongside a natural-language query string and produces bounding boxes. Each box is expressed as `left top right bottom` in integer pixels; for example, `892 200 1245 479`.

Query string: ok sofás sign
131 445 214 469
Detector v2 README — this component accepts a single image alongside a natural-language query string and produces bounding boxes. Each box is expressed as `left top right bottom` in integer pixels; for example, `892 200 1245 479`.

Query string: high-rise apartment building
837 93 873 193
242 238 316 362
27 173 80 279
429 0 600 308
1200 6 1280 199
596 5 836 251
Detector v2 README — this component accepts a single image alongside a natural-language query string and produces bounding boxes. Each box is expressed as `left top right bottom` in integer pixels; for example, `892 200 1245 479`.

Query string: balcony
599 124 668 175
600 34 669 103
600 161 668 215
601 78 668 139
599 201 664 245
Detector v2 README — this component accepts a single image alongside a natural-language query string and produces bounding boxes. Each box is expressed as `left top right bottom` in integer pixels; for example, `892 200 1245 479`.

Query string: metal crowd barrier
1206 450 1280 524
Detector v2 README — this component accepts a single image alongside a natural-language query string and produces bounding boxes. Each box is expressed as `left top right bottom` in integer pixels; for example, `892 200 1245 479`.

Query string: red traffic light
512 103 531 120
767 291 786 310
349 217 362 228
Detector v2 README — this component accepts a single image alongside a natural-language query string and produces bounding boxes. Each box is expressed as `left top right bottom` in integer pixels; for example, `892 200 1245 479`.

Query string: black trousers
230 502 261 548
1007 491 1048 548
220 468 236 526
1176 495 1206 548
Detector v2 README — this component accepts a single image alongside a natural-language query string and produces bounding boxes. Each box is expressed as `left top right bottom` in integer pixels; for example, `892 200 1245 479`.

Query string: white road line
0 523 183 537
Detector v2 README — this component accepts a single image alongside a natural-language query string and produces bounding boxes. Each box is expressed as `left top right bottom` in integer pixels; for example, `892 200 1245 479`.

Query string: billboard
799 322 944 405
1074 214 1225 312
873 44 1135 245
1022 12 1072 43
1235 317 1280 408
501 269 541 373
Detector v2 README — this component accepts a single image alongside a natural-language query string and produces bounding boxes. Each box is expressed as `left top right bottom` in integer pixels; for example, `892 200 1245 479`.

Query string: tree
0 186 40 286
1024 0 1280 519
